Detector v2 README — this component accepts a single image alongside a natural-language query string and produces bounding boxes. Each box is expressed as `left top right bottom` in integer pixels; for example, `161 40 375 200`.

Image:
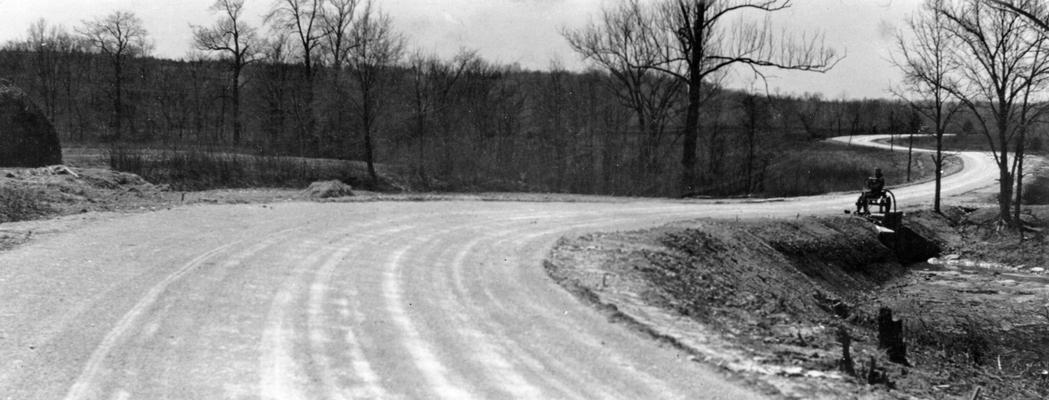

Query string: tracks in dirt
2 204 771 399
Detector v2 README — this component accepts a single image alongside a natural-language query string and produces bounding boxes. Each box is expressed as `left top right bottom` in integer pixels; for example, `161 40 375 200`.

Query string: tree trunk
113 59 123 140
997 114 1014 226
1014 137 1026 225
907 131 914 182
415 111 427 186
232 65 242 146
362 78 378 186
680 68 702 196
933 104 945 213
934 133 943 213
999 166 1013 225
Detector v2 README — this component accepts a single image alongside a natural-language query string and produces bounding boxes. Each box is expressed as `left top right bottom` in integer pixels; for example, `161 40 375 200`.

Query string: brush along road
0 135 997 400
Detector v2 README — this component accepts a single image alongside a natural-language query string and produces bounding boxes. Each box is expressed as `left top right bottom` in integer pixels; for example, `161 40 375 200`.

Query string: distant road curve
828 134 998 204
0 135 998 400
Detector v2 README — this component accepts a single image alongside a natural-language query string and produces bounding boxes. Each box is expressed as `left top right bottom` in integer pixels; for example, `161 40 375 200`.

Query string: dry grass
0 186 52 223
107 147 408 191
762 142 949 197
908 133 1048 155
104 142 951 198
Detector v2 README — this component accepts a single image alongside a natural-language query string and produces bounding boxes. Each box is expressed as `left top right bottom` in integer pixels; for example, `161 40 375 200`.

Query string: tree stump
877 307 910 366
837 326 856 376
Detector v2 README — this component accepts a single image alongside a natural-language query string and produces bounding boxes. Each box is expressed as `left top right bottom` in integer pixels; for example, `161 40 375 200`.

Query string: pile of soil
0 165 164 223
547 214 1049 399
547 217 912 399
302 180 354 199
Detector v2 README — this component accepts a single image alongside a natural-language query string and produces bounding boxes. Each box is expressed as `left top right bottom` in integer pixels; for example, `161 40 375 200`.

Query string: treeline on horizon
0 11 998 197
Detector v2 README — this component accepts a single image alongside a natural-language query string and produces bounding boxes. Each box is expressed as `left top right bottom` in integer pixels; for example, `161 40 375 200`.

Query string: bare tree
256 34 296 151
78 11 150 140
320 0 358 72
893 0 961 213
563 0 683 181
266 0 324 154
13 20 90 141
267 0 324 74
319 0 359 153
1010 42 1049 225
648 0 840 195
566 0 840 195
939 0 1049 227
794 92 826 139
347 0 404 185
194 0 259 145
988 0 1049 224
739 89 770 193
24 19 63 120
406 50 473 185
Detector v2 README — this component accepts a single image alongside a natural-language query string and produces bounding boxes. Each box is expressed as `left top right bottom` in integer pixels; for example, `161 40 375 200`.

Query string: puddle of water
915 259 1049 285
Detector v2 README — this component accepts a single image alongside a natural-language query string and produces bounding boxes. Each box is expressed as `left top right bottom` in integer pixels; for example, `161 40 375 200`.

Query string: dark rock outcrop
0 80 62 167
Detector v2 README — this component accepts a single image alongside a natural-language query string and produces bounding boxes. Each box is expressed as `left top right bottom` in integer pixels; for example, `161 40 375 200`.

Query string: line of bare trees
565 0 841 196
895 0 1049 228
4 0 1026 198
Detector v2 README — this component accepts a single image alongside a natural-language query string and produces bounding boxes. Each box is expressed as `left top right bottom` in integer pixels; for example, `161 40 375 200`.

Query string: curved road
0 136 997 400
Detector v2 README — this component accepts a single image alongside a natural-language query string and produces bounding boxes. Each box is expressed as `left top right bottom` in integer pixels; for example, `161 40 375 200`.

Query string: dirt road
0 137 997 399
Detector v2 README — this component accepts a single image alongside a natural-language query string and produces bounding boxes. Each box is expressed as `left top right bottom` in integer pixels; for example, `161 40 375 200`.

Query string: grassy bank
907 134 1047 155
99 140 953 198
107 147 408 192
761 141 957 197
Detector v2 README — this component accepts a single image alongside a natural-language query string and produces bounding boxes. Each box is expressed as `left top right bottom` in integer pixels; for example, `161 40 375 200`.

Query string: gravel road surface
0 136 997 399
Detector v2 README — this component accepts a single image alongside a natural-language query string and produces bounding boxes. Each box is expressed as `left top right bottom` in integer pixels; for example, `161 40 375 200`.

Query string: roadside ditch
545 210 1049 399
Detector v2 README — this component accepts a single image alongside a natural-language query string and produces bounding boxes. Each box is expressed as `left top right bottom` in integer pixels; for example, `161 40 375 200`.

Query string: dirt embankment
547 214 1049 399
0 166 166 217
0 166 166 251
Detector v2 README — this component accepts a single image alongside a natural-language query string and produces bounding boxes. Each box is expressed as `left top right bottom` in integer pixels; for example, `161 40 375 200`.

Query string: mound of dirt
0 80 62 167
547 217 915 399
302 180 354 199
549 212 1049 398
0 166 162 223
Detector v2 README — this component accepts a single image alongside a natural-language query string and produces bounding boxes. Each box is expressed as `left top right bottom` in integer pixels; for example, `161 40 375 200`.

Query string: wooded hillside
0 16 984 197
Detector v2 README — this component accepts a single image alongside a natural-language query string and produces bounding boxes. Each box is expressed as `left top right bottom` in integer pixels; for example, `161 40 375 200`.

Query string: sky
0 0 919 99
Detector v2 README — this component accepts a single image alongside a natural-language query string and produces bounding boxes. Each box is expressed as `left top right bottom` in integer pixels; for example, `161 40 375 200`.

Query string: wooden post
877 307 909 365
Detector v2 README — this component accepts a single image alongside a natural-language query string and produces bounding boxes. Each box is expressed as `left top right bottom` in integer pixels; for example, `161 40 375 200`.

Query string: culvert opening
877 225 941 265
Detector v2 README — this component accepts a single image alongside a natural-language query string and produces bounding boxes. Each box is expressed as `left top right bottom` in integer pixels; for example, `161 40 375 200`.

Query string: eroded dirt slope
547 212 1049 399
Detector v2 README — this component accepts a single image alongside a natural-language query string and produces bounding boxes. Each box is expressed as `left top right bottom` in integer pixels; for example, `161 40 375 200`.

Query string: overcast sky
0 0 918 99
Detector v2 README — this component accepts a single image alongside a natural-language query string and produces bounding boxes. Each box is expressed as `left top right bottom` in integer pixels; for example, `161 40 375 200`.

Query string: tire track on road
411 219 553 400
381 227 479 400
304 224 414 400
452 220 695 400
260 217 418 400
63 226 303 400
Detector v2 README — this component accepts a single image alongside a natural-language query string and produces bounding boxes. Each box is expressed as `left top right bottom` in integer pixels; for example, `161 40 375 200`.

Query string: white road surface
0 136 998 399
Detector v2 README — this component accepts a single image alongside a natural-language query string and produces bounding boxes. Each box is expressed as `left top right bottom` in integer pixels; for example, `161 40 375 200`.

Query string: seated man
856 168 886 213
866 168 885 196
